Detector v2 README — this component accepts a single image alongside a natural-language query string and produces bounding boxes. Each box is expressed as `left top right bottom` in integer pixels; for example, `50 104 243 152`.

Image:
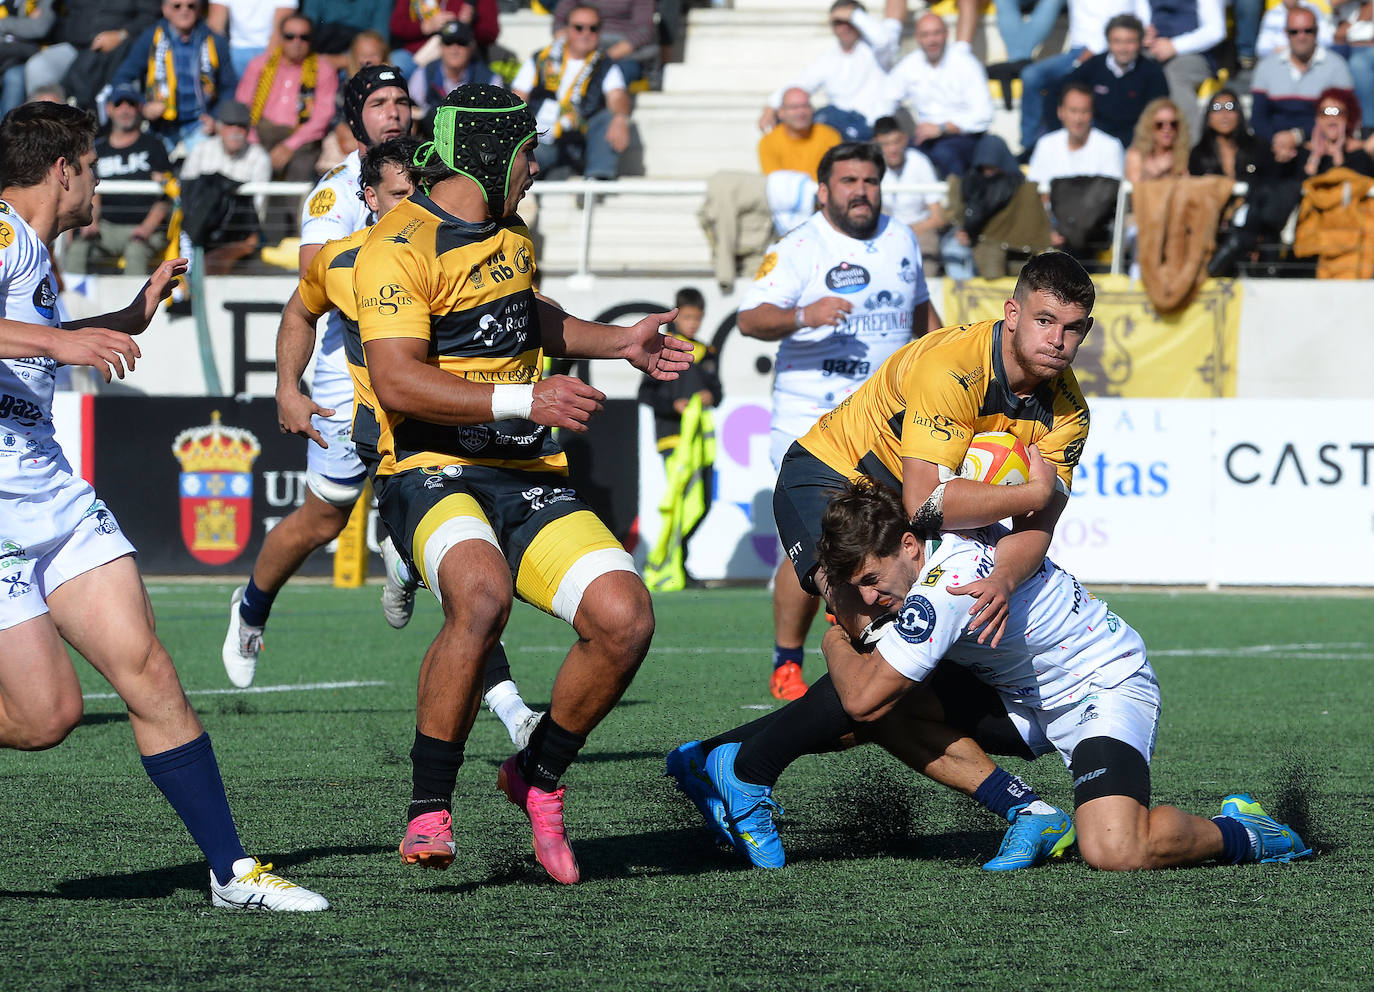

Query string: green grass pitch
1 583 1371 991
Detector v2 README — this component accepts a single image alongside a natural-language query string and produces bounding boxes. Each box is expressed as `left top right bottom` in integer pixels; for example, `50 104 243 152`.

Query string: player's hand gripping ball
958 431 1030 486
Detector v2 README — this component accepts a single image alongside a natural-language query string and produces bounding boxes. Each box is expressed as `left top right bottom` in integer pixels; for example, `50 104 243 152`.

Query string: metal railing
95 176 1262 280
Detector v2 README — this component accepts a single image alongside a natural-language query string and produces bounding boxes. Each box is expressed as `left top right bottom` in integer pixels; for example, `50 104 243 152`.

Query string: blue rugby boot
1220 793 1313 863
706 742 785 869
983 805 1076 870
666 741 732 847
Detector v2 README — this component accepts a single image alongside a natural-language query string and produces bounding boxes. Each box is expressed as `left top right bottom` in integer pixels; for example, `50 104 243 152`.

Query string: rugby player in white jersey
221 66 415 690
737 141 942 701
0 101 328 910
814 477 1311 870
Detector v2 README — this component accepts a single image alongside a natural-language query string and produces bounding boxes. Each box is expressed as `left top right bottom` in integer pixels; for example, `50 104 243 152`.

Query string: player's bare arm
274 290 332 447
63 257 189 337
0 317 140 382
914 299 942 337
738 298 853 341
901 444 1056 529
820 624 913 722
535 300 694 380
366 336 607 433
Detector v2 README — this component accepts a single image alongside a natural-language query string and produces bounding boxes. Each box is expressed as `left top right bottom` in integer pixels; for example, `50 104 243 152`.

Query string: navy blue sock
140 733 246 886
238 577 275 629
1213 815 1251 864
973 767 1041 822
772 644 803 671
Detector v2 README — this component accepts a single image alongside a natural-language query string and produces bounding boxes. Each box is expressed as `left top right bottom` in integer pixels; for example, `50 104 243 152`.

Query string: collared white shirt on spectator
881 147 942 226
887 44 993 134
767 7 902 124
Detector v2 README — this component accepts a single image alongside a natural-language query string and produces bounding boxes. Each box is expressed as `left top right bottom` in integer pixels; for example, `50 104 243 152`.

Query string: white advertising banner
1053 399 1374 586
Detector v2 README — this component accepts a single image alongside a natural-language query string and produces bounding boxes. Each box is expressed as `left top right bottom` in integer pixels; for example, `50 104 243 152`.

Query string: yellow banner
942 274 1240 398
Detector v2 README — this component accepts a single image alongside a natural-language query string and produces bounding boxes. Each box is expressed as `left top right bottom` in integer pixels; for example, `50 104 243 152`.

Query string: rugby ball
958 431 1030 486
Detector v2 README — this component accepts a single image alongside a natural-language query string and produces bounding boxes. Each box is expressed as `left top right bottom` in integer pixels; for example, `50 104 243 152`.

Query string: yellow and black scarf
532 37 603 137
249 48 319 127
145 23 222 122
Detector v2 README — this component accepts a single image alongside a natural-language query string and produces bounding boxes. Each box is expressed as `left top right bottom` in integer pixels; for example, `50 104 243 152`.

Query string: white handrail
96 176 1266 279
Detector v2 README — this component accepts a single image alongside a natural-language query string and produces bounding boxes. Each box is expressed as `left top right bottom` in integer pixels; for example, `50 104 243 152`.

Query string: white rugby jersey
873 529 1149 710
0 200 92 524
299 150 369 367
739 212 929 442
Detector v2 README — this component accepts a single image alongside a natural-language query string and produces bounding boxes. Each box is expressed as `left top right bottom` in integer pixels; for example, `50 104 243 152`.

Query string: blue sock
1213 815 1252 864
973 767 1041 822
772 644 803 671
239 576 275 628
141 733 247 886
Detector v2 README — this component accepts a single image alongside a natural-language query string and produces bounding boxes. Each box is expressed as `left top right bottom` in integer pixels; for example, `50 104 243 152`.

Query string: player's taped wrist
490 383 534 420
912 481 946 533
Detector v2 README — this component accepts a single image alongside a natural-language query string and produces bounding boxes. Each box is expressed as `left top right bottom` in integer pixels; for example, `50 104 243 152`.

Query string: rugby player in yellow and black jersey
666 252 1096 875
352 84 694 886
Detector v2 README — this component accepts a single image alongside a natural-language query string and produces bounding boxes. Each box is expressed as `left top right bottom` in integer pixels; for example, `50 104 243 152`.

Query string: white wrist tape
490 383 534 420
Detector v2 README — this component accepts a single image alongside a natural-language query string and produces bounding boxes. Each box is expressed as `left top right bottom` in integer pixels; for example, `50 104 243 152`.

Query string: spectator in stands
1252 6 1354 165
872 114 943 259
234 14 338 180
1142 0 1225 131
1188 87 1279 274
1126 96 1191 183
1028 82 1123 257
409 21 501 133
758 88 842 178
758 0 904 143
1256 0 1335 58
208 1 293 78
513 2 631 181
66 83 173 275
552 0 657 86
178 98 271 273
24 0 160 111
1061 13 1169 149
0 0 55 115
1333 0 1374 133
942 134 1054 279
992 0 1067 74
1018 0 1149 158
389 0 499 79
297 0 391 59
114 0 238 155
1302 86 1374 174
886 12 993 178
1028 81 1124 227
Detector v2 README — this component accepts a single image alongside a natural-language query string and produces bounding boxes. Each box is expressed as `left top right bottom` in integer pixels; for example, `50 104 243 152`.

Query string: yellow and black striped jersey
298 227 382 465
799 318 1090 493
353 192 562 478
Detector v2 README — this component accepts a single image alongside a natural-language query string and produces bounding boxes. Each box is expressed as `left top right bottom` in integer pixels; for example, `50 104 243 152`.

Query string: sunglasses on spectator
569 22 600 32
166 2 198 9
1287 27 1317 35
1154 119 1179 129
1210 101 1237 112
282 32 310 40
1322 105 1345 116
830 19 853 27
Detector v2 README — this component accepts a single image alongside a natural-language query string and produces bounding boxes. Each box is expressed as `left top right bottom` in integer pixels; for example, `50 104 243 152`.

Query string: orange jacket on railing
1294 167 1374 280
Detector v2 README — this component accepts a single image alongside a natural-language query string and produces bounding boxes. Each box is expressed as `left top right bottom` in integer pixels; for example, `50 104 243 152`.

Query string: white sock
485 680 536 736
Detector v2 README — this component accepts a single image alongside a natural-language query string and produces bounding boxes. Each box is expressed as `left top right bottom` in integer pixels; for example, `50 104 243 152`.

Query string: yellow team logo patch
0 221 12 249
308 188 336 217
755 251 778 281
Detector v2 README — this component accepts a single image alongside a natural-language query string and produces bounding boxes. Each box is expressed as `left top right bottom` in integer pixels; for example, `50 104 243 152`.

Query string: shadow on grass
0 844 394 902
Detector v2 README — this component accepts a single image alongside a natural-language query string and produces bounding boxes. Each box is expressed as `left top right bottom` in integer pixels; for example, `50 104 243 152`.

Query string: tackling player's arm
274 289 331 446
821 624 915 722
535 298 694 381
